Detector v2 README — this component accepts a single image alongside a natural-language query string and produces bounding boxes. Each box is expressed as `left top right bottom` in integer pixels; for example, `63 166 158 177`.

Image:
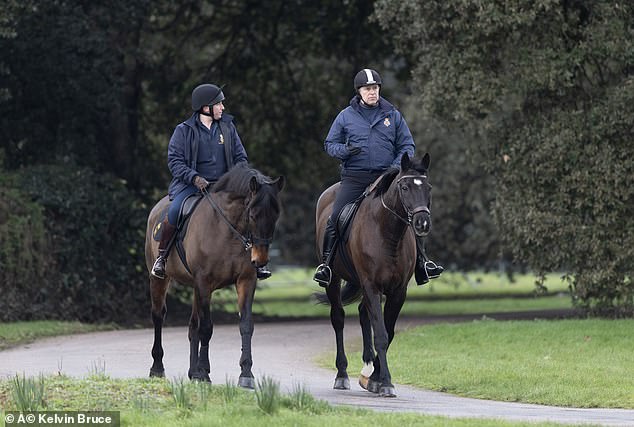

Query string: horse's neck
371 187 409 246
211 192 248 228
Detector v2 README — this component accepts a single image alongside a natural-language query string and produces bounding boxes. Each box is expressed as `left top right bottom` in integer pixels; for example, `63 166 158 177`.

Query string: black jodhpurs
331 169 383 221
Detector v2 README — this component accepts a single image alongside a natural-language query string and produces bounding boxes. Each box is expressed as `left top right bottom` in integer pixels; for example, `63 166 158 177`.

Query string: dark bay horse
315 153 432 397
145 163 284 387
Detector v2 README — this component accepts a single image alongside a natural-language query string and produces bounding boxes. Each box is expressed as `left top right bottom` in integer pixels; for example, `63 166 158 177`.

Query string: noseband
380 174 430 226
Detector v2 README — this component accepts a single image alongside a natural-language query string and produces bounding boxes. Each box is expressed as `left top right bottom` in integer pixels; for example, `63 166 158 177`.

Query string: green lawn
211 269 574 318
333 318 634 409
255 268 571 299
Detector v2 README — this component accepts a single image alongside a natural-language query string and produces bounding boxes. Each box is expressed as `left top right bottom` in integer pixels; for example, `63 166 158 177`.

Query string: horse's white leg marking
361 362 374 378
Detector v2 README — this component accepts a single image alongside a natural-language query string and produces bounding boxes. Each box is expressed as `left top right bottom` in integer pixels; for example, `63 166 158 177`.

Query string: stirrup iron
424 260 443 279
314 263 332 287
151 257 166 279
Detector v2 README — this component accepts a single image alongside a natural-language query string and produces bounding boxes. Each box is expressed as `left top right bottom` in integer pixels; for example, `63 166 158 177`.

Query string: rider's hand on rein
194 176 210 190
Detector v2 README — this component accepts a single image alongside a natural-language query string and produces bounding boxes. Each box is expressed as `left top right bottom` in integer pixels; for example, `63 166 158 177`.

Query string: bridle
201 187 273 251
380 174 431 226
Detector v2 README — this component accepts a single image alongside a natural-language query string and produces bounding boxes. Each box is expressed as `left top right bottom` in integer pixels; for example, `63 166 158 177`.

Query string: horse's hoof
149 368 165 378
379 385 397 397
367 379 381 394
359 375 369 390
238 376 255 389
333 377 350 390
190 372 211 383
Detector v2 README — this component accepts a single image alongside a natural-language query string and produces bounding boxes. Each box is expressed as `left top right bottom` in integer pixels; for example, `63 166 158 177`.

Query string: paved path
1 319 632 426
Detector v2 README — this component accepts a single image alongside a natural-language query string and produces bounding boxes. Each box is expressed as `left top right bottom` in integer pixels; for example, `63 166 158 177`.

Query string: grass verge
336 318 634 409
0 375 581 427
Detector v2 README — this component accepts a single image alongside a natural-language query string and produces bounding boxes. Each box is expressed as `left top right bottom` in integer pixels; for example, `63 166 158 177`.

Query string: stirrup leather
313 263 332 286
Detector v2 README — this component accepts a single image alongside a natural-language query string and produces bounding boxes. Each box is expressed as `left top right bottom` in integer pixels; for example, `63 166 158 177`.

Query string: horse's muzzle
250 245 269 267
412 212 431 237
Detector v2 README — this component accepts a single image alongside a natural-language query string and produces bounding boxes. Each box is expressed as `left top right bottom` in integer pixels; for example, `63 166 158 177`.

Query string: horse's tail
313 280 362 306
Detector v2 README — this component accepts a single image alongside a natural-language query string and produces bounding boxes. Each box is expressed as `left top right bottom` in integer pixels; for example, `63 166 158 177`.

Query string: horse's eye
401 185 409 192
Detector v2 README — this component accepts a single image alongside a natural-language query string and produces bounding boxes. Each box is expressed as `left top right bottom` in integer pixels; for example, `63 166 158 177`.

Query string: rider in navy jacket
324 96 414 172
314 68 443 287
167 112 247 199
152 83 270 281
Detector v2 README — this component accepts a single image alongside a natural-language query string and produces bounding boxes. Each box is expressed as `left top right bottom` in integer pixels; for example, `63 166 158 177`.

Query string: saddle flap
178 194 203 229
152 194 203 242
336 201 359 238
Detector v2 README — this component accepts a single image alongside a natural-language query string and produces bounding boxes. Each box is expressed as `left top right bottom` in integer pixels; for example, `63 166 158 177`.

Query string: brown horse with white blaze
315 153 433 397
145 163 284 387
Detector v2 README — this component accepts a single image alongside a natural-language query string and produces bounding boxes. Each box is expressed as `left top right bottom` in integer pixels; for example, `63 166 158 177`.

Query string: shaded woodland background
1 1 632 321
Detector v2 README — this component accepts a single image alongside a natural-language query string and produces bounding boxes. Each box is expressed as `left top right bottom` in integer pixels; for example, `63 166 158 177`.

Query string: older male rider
313 68 444 287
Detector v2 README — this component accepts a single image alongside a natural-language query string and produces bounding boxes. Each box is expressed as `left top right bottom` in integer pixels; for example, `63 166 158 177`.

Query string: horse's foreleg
384 289 406 346
149 277 168 378
327 277 349 390
188 284 211 382
358 300 374 390
367 289 407 394
197 286 213 379
236 277 256 389
365 289 396 397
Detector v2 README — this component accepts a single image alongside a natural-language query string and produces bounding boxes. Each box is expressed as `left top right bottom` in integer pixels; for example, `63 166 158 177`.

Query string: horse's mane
212 162 271 197
373 157 429 198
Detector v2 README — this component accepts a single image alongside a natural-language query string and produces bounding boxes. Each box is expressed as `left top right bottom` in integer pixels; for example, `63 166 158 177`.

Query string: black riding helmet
191 83 225 111
353 69 382 91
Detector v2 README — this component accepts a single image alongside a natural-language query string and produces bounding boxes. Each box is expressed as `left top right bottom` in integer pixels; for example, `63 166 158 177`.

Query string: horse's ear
422 152 430 171
400 153 411 171
249 176 260 193
272 176 285 192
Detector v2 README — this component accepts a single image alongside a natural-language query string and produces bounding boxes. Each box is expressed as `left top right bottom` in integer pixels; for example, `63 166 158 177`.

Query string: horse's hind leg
358 300 375 391
327 276 349 390
236 277 256 389
149 276 168 378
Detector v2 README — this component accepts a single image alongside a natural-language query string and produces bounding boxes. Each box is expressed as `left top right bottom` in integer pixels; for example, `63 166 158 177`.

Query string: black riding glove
346 141 362 156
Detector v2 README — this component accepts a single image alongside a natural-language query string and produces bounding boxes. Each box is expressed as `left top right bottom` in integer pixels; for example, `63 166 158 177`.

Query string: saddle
335 175 382 241
153 193 204 274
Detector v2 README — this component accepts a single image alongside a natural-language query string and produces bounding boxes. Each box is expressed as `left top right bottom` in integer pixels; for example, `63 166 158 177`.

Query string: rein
380 174 430 226
201 187 253 251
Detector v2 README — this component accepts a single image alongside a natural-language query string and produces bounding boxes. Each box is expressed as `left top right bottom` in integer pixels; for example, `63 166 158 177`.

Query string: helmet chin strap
199 110 213 117
356 93 378 108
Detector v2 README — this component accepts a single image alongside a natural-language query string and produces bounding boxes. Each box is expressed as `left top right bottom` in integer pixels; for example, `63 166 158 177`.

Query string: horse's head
246 175 285 267
396 153 432 236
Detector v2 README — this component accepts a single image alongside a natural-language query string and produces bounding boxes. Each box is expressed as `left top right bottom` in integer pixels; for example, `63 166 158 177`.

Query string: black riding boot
414 237 444 286
151 220 177 279
313 218 338 288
